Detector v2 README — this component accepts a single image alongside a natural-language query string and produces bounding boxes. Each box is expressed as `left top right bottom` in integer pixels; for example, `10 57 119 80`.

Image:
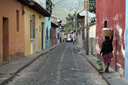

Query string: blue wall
45 17 51 49
125 0 128 80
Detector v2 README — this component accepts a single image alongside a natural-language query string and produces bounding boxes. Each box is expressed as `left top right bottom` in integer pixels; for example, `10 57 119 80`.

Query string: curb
77 45 110 85
0 44 61 85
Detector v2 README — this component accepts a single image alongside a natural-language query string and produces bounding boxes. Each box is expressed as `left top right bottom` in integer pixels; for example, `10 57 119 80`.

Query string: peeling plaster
96 43 100 53
121 45 125 58
114 14 119 21
117 51 119 55
119 28 122 38
116 24 122 38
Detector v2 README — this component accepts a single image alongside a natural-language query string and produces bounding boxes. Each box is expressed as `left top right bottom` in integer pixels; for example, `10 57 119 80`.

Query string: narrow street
8 43 108 85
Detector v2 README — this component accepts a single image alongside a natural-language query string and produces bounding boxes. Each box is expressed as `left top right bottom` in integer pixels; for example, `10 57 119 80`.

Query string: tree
89 0 96 14
64 12 81 34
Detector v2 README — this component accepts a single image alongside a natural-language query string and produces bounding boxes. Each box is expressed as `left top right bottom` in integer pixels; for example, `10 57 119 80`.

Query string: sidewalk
77 44 128 85
0 44 60 85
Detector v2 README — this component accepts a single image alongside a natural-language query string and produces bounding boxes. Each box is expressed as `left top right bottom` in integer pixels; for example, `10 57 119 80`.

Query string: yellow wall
24 6 45 56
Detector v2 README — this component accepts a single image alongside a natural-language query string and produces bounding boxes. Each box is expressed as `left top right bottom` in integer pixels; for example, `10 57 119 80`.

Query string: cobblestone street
8 43 108 85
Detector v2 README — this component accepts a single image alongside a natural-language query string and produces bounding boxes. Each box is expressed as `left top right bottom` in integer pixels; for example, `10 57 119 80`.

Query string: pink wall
96 0 125 75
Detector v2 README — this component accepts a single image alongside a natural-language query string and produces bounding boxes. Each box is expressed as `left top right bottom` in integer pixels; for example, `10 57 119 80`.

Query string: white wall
89 24 96 38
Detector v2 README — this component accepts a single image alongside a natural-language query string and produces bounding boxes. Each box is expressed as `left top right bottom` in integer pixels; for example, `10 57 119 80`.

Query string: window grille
46 27 48 40
30 14 35 38
16 10 19 32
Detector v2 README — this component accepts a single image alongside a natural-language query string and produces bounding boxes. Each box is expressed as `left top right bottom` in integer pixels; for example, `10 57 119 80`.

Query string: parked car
66 37 71 42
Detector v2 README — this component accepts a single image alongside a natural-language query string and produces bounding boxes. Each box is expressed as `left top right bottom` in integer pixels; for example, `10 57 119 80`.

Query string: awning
51 22 59 27
77 10 85 19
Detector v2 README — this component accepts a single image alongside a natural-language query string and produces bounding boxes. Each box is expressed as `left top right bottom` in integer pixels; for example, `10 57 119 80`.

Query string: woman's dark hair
105 36 110 40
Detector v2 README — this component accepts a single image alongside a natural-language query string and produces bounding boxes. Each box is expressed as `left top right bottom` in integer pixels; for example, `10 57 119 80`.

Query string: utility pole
76 18 77 42
86 0 89 55
74 18 75 31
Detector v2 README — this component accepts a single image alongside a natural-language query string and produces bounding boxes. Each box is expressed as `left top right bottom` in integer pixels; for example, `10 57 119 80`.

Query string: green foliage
64 12 81 34
52 4 74 24
89 0 96 13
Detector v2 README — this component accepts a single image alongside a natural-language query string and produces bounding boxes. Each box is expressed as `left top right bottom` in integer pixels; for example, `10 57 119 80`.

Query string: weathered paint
0 0 24 65
96 0 125 76
24 6 45 56
125 0 128 80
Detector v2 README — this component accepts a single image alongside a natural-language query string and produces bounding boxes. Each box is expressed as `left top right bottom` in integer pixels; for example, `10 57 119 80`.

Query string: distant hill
51 0 83 24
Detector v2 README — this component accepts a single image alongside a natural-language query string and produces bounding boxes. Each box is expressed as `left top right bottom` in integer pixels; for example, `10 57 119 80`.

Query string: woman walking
100 36 113 72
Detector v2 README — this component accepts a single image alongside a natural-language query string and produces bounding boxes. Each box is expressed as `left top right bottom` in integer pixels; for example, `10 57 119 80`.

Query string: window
16 10 19 32
30 20 33 38
39 15 41 19
33 15 35 38
46 27 48 40
30 14 35 38
104 21 107 28
57 33 59 39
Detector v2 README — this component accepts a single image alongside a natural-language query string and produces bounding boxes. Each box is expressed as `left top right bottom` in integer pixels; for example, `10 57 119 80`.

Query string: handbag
96 55 103 71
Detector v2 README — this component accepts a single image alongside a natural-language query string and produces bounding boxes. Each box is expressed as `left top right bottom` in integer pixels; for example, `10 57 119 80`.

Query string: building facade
51 22 58 46
45 0 52 49
0 0 25 65
17 0 51 56
96 0 125 77
24 6 45 56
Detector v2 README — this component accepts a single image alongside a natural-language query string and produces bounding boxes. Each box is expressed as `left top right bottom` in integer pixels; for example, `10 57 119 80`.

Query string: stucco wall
51 27 57 46
45 17 51 49
89 24 96 38
24 6 45 56
89 24 96 55
84 24 96 55
0 0 24 65
96 0 125 76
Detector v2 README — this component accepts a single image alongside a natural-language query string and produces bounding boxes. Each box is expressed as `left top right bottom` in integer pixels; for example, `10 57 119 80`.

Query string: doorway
3 17 9 62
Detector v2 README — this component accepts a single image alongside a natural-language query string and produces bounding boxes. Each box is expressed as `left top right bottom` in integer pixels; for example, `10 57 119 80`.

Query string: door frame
3 17 9 62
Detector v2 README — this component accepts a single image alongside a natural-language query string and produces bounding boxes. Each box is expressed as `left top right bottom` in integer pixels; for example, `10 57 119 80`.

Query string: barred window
46 27 48 40
30 14 35 38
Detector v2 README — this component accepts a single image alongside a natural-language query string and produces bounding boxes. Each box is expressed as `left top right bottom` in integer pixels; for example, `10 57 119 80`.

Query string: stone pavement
0 44 60 85
77 44 128 85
